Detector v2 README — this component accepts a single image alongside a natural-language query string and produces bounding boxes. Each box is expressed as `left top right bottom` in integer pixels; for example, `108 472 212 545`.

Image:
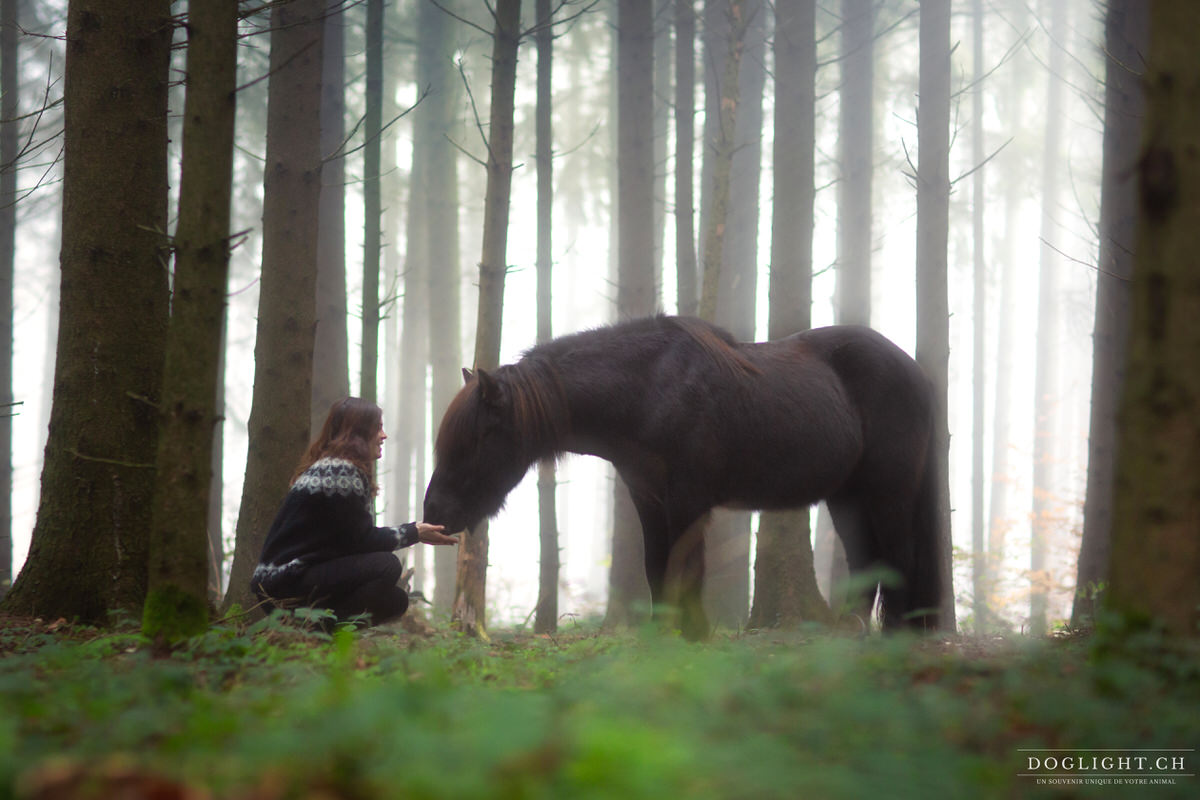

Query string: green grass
1 613 1197 799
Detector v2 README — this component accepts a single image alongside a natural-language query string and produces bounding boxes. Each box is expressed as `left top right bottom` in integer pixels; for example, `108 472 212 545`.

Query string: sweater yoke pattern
293 458 371 510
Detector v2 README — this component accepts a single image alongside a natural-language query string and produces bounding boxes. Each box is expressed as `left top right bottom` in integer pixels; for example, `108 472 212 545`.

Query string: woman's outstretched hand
415 522 459 546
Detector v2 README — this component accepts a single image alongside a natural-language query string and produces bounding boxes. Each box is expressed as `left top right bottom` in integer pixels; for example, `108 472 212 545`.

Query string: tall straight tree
224 0 325 613
143 0 238 641
0 0 17 598
969 0 987 631
605 0 656 630
312 2 349 433
1029 0 1066 637
533 0 559 634
914 0 955 633
1071 0 1146 630
675 0 698 316
419 0 460 612
361 0 383 400
749 0 829 629
1106 0 1200 639
2 0 172 622
454 0 521 637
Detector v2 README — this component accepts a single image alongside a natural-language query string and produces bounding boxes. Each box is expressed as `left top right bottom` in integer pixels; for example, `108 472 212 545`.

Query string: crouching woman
251 397 458 628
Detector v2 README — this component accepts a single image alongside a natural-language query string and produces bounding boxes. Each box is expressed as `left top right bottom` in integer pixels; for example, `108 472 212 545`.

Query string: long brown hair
292 397 383 495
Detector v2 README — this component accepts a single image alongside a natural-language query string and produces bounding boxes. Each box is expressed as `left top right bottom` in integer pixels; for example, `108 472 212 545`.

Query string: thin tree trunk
1071 0 1146 630
421 0 461 613
3 0 172 622
144 0 237 641
675 0 697 316
836 0 873 327
533 0 559 634
0 0 17 599
969 0 987 633
454 0 521 638
1029 0 1066 637
312 4 349 433
914 0 955 633
361 0 383 401
224 0 324 614
750 0 828 630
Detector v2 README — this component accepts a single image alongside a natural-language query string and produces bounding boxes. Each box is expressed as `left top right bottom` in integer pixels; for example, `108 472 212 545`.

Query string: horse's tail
906 404 947 632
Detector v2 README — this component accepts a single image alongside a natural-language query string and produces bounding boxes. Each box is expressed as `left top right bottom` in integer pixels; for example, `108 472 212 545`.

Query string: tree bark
605 0 656 630
674 0 698 316
144 0 237 641
312 3 349 434
419 0 460 613
1071 0 1146 630
454 0 521 638
3 0 171 622
0 0 17 599
914 0 955 633
1029 0 1066 637
750 0 829 630
224 0 324 614
533 0 559 635
836 0 873 327
1105 0 1200 639
361 0 383 401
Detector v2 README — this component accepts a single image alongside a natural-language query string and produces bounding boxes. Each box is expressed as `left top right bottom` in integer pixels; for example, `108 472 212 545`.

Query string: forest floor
1 611 1197 799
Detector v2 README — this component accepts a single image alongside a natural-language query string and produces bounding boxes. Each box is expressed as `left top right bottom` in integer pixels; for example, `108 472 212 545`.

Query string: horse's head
423 367 538 533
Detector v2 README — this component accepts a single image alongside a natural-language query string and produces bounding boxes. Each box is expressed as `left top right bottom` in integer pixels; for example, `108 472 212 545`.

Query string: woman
251 397 459 628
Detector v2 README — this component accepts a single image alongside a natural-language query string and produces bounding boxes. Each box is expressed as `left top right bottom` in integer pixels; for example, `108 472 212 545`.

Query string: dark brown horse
423 315 944 639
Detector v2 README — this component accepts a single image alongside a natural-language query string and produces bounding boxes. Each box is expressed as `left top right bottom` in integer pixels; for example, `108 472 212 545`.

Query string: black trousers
259 551 409 627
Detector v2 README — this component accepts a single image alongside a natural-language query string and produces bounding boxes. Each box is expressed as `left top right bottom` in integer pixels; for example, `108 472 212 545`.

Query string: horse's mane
666 316 761 377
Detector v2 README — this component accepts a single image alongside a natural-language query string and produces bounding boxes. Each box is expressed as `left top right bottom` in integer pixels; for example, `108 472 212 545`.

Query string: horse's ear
462 367 474 384
476 368 502 407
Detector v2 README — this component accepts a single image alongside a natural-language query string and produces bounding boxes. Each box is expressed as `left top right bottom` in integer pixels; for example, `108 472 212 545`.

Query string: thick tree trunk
1071 0 1146 630
836 0 873 327
606 0 656 630
454 0 521 638
914 0 955 633
3 0 172 622
144 0 238 641
1106 0 1200 639
750 0 829 630
224 0 324 614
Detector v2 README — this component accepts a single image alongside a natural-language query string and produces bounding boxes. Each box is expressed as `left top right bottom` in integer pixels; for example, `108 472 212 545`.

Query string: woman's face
374 423 387 459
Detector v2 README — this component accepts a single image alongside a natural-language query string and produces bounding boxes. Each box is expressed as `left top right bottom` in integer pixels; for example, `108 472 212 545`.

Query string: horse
422 315 944 639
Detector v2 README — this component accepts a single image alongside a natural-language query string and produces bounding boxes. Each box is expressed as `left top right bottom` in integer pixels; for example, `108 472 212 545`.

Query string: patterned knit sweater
252 457 419 588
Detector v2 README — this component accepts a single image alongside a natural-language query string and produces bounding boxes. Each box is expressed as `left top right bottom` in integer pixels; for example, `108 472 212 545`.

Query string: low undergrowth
0 612 1197 799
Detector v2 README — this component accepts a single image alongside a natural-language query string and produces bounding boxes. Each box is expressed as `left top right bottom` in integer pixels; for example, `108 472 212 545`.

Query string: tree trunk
836 0 873 327
968 0 987 634
419 0 461 613
1029 0 1066 637
533 0 559 635
144 0 237 641
2 0 172 623
914 0 955 633
454 0 521 638
674 0 698 316
0 0 17 599
698 0 748 322
605 0 656 630
1105 0 1200 639
1071 0 1146 630
224 0 324 614
750 0 829 630
361 0 383 401
312 4 349 434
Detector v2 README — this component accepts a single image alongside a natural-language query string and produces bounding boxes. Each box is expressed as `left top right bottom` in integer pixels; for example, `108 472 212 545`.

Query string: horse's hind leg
826 496 882 625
